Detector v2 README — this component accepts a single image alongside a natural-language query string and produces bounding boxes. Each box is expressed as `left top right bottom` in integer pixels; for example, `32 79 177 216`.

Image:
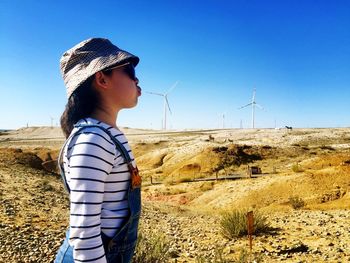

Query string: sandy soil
0 126 349 262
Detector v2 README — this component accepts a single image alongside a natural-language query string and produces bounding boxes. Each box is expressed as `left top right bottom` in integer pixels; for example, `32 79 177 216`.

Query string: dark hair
60 70 114 138
60 77 96 138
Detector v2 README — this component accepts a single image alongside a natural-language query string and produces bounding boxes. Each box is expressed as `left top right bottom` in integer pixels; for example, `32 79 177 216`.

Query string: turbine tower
146 81 178 130
219 112 226 129
238 88 264 128
50 116 54 128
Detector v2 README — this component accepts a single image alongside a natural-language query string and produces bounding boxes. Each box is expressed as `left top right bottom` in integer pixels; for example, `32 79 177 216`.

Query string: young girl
55 38 142 263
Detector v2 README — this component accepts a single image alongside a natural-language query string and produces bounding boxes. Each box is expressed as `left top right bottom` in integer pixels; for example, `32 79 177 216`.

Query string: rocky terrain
0 127 349 262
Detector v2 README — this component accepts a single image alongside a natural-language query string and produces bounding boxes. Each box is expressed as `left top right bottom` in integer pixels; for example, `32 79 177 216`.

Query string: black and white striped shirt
63 118 136 263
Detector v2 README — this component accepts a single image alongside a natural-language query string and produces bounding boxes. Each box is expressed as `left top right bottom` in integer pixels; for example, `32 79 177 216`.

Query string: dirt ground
0 126 349 262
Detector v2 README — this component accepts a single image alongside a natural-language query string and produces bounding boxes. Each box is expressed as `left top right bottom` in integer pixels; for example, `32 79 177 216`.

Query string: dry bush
175 175 193 184
38 179 55 192
161 187 186 195
236 248 263 263
199 182 214 192
195 246 263 263
220 209 271 239
195 246 230 263
319 145 335 151
288 196 305 209
133 228 170 263
291 163 304 173
212 145 263 173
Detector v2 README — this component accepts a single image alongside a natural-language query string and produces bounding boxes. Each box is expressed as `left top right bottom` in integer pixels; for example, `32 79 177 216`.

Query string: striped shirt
63 118 136 263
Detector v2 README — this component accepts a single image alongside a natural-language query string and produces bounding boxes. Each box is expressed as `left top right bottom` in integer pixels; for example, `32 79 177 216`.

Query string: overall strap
58 124 135 193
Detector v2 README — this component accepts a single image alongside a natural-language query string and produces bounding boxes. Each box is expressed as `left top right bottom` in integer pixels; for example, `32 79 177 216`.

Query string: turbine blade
165 96 172 114
166 81 179 95
238 103 252 109
255 103 264 110
146 91 164 97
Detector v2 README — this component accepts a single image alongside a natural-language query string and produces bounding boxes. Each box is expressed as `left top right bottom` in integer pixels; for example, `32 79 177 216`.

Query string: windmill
218 112 226 129
50 116 55 128
238 88 264 129
222 113 225 129
146 81 179 130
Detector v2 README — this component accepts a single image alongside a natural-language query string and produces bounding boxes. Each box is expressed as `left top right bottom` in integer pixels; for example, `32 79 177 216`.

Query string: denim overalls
55 124 141 263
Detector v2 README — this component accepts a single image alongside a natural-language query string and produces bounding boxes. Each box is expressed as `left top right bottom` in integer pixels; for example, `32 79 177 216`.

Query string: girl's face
103 64 141 110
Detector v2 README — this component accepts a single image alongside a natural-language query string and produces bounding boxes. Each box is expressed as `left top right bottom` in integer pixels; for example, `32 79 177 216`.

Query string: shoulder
66 125 117 159
72 125 114 145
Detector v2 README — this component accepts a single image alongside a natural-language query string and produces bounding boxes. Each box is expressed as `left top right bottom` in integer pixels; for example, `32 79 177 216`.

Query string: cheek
111 81 136 101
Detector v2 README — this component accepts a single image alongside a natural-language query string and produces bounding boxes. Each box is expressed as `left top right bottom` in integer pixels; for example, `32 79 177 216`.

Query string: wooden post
247 211 254 251
247 165 252 178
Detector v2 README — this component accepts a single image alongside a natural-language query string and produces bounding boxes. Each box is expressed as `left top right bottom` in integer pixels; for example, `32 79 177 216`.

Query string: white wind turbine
218 112 226 129
146 81 179 130
238 88 264 129
49 115 55 127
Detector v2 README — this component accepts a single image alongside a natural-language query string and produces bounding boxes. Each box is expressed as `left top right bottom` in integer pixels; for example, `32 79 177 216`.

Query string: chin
126 101 138 109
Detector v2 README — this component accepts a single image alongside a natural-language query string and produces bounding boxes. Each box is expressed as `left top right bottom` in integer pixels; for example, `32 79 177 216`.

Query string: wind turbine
218 112 226 129
50 116 55 127
146 81 179 130
238 88 264 129
222 113 225 129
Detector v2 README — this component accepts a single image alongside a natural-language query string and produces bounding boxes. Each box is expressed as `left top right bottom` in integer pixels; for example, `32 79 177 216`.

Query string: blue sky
1 0 349 129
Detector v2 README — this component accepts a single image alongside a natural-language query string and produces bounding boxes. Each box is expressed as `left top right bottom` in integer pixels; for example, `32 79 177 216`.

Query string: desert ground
0 126 349 262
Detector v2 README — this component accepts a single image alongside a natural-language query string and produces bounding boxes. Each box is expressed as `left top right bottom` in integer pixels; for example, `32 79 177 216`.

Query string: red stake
247 211 254 251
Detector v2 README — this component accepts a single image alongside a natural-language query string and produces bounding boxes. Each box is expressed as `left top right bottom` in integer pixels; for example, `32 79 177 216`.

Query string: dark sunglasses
103 62 136 81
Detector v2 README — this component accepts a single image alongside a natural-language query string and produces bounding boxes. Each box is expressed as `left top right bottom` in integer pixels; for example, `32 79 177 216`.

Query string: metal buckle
128 164 141 189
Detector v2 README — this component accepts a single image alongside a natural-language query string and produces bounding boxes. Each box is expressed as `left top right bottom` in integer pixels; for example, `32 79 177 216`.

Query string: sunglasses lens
124 64 136 80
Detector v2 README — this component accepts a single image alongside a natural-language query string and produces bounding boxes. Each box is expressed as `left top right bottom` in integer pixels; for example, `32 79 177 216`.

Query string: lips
137 86 142 96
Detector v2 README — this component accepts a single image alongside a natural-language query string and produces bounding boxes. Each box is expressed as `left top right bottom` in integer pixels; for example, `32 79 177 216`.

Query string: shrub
195 246 230 263
163 175 193 185
291 163 304 173
236 248 263 263
220 209 271 239
176 176 193 183
289 196 305 209
162 187 186 195
320 145 335 151
200 182 214 191
195 247 263 263
40 179 55 192
133 229 170 263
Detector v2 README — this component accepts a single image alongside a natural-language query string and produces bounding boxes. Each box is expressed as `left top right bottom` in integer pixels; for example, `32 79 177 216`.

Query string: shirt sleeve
66 130 115 263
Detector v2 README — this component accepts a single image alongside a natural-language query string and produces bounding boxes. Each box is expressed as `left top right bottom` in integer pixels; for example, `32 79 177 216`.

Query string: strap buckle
128 164 141 189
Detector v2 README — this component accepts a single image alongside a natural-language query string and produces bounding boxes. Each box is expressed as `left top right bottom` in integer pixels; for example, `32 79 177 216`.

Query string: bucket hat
60 38 139 98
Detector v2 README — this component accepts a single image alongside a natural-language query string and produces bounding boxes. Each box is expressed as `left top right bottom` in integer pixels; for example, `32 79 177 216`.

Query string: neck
90 105 119 128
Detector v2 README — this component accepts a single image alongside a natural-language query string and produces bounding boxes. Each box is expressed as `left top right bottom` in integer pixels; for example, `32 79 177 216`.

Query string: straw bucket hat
60 38 139 98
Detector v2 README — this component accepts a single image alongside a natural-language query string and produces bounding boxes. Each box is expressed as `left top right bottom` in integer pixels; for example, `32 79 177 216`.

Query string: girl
55 38 142 263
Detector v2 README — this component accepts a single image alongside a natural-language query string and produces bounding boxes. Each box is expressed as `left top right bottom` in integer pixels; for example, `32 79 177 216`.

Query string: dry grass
288 196 306 209
133 226 171 263
199 182 214 192
220 209 272 239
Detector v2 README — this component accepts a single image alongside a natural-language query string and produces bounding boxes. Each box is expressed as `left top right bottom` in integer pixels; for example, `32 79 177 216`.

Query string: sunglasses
103 62 136 81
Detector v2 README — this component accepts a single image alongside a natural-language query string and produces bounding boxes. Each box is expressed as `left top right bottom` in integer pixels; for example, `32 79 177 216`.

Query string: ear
94 72 109 90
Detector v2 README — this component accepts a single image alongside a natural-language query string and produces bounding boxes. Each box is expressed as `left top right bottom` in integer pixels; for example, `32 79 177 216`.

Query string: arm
67 130 115 263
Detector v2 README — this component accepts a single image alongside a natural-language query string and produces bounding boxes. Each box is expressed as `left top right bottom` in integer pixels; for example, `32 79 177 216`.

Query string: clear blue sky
1 0 349 129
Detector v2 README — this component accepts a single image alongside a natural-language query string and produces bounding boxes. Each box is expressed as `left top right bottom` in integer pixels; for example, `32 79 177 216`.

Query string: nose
135 77 139 85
